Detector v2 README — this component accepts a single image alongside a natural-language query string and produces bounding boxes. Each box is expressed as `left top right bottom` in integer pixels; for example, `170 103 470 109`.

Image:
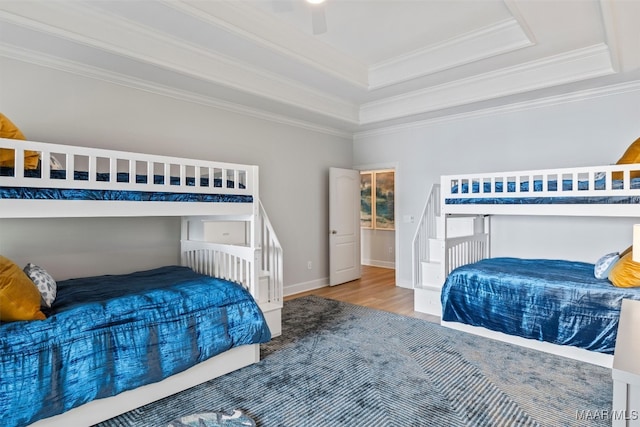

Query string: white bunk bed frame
0 137 283 426
429 163 640 368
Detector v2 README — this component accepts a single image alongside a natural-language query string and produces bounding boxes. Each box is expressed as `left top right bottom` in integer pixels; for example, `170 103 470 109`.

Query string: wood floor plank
285 265 440 323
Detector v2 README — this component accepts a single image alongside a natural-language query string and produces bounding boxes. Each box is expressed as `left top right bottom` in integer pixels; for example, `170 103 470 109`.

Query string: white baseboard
395 278 412 289
284 265 406 298
283 277 328 297
362 259 395 269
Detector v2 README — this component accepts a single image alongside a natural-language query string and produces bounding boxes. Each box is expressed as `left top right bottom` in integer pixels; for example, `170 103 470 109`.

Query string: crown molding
599 0 621 72
354 80 640 139
0 44 353 139
503 0 537 45
369 18 534 90
360 44 616 124
164 0 369 89
0 2 359 125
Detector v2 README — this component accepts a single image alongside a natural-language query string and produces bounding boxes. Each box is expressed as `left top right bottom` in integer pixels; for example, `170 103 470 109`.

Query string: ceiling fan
273 0 328 35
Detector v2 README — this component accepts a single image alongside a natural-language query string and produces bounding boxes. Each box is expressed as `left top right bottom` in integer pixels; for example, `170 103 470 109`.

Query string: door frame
353 161 399 272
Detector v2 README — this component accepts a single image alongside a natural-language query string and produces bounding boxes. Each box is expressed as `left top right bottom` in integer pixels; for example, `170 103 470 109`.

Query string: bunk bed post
251 165 260 249
612 298 640 427
250 165 260 302
484 215 491 259
440 185 449 281
440 215 449 281
180 217 189 266
252 248 261 303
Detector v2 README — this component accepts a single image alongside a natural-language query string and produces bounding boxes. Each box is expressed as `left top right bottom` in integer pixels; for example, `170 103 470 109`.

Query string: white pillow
594 252 619 279
23 263 57 307
49 154 64 170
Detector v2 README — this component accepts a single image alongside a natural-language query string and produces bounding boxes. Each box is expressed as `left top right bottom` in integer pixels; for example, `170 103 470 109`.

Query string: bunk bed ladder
412 184 440 287
257 200 284 336
412 184 490 316
412 184 445 315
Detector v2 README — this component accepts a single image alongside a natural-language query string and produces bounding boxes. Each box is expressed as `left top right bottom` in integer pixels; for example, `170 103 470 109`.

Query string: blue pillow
594 252 620 279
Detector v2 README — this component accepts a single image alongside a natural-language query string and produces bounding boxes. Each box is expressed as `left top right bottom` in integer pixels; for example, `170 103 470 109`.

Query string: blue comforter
441 257 640 354
0 266 271 427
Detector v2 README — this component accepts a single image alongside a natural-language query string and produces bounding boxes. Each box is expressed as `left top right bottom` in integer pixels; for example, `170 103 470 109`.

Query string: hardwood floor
285 265 440 323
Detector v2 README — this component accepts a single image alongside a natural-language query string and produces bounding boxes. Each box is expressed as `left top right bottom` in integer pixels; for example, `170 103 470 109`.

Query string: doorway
360 168 395 269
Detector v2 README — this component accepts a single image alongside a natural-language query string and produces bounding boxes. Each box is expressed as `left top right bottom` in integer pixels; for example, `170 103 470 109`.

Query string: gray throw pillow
23 263 57 308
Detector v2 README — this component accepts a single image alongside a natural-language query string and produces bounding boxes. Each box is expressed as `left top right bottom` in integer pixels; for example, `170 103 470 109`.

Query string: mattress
440 257 640 354
0 265 270 427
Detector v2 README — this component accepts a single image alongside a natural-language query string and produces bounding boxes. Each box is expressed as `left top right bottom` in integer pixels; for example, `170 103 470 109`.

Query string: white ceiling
1 0 639 135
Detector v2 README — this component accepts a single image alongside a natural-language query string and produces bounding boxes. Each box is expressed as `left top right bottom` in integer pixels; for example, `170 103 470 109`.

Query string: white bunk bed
415 162 640 364
434 163 640 366
0 137 283 427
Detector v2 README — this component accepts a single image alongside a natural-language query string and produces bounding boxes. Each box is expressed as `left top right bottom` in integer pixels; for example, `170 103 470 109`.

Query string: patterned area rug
97 296 612 427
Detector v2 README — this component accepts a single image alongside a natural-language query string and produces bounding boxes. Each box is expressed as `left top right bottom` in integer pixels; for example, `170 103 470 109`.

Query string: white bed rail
181 240 257 294
441 163 640 216
0 138 256 195
0 138 258 217
444 233 490 276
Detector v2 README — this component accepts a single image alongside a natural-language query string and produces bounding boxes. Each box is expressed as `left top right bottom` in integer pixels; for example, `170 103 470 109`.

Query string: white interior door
329 167 361 286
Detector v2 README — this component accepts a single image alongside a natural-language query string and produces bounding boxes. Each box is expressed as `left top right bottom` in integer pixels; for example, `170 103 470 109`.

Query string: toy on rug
167 409 256 427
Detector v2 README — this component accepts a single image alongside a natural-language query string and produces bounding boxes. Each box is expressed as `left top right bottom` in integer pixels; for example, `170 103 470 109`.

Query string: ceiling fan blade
311 4 327 35
272 0 293 13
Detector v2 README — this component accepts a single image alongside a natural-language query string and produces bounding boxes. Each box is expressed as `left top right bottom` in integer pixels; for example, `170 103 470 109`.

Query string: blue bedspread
440 257 640 354
0 266 271 427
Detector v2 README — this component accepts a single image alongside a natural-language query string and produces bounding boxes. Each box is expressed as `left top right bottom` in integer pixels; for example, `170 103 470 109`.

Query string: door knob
331 230 337 234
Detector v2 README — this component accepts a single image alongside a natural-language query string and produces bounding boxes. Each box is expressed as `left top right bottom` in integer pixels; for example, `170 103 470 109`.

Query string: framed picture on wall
360 172 372 228
375 171 394 230
360 170 395 230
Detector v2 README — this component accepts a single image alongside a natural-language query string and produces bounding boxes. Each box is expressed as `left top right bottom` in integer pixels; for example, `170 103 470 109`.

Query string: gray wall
0 57 352 289
361 229 395 268
354 86 640 287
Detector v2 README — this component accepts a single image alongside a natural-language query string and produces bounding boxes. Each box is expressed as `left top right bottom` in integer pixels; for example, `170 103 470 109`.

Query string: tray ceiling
0 0 638 134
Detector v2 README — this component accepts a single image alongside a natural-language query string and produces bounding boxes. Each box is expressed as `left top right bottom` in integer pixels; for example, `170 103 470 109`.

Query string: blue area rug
97 296 611 427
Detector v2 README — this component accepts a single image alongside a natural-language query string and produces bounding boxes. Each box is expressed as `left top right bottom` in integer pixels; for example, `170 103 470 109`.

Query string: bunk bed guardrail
440 163 640 218
181 240 256 292
0 137 255 196
442 164 640 199
444 233 490 277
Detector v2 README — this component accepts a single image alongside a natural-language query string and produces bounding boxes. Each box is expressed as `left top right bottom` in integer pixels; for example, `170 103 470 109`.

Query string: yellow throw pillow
609 252 640 288
0 255 47 321
0 113 39 170
614 137 640 180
